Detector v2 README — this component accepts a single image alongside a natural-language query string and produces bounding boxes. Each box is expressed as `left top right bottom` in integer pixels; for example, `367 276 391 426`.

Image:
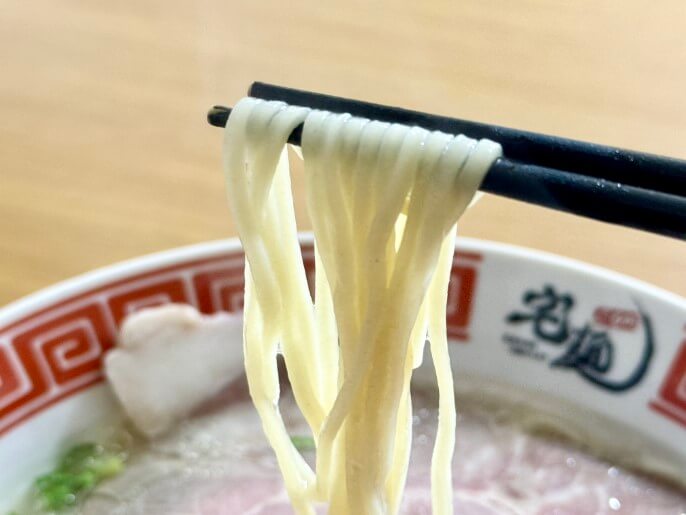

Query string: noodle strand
223 97 501 514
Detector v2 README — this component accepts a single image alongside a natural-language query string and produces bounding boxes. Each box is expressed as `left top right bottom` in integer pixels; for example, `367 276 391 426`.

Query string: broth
17 375 684 515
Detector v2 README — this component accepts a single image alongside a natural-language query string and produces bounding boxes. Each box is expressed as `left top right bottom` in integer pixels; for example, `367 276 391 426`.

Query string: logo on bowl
502 284 654 392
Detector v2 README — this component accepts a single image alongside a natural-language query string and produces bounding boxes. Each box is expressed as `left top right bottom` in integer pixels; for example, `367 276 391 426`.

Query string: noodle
223 97 501 514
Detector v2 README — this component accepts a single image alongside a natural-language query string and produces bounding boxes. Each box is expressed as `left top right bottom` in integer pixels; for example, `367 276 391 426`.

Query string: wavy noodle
223 97 501 514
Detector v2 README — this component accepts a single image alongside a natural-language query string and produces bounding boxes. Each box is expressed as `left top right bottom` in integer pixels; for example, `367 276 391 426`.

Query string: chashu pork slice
105 304 244 438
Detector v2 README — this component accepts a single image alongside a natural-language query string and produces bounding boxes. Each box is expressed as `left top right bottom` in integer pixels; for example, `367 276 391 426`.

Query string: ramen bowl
1 235 684 511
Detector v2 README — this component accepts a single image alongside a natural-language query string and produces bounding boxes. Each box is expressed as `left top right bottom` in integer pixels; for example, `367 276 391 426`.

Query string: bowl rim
2 236 684 328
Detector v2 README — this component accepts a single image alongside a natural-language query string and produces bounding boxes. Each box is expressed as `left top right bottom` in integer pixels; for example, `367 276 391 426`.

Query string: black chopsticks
208 83 686 240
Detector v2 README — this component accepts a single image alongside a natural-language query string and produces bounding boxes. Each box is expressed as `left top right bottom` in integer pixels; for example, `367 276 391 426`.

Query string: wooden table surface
1 0 684 305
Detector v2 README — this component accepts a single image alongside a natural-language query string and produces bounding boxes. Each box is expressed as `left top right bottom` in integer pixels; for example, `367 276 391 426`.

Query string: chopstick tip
207 105 230 127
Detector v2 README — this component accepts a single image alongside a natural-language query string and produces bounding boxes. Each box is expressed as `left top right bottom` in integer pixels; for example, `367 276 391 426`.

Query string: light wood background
1 0 684 305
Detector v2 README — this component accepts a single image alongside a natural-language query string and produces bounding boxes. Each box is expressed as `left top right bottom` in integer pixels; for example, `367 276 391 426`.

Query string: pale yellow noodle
426 229 458 515
223 97 501 514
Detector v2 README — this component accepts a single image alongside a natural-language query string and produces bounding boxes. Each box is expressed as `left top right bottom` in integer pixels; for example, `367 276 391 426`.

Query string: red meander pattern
0 246 482 436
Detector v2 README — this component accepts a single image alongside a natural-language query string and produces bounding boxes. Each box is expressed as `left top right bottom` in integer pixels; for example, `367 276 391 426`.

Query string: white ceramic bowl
1 236 684 510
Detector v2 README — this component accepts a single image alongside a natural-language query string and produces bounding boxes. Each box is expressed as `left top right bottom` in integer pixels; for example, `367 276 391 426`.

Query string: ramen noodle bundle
222 97 501 514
